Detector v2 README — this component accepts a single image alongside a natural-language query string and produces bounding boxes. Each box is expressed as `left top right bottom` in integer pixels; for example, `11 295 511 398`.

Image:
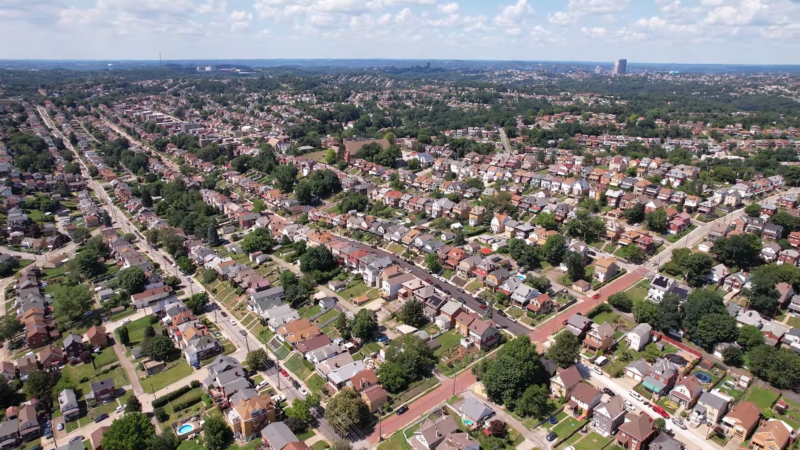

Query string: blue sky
2 0 800 64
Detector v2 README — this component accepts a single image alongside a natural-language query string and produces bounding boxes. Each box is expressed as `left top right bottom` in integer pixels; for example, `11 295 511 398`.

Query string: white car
591 366 603 376
115 405 125 413
256 381 269 391
298 386 309 396
122 319 132 325
230 319 237 325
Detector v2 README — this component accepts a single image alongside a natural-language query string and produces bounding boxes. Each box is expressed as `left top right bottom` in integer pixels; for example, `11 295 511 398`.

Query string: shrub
587 303 612 318
171 396 202 412
149 316 159 325
154 407 169 423
152 385 193 408
190 380 201 389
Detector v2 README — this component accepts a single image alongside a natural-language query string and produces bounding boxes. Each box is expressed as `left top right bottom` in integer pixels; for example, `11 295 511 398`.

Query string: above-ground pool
694 372 712 383
665 354 687 367
177 424 195 435
516 274 525 280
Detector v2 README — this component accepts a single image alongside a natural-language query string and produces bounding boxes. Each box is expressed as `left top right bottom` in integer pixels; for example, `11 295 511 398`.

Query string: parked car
221 312 228 317
69 436 84 443
57 423 64 431
280 369 289 377
291 379 301 389
546 432 558 442
230 319 237 325
95 414 109 423
593 293 601 299
671 418 687 429
122 318 132 325
115 405 125 413
603 388 615 397
396 405 409 415
651 405 670 419
239 330 247 336
591 366 603 376
298 386 309 396
479 304 487 310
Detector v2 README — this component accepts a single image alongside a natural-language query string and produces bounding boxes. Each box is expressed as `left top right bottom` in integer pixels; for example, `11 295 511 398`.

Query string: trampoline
694 372 712 383
664 354 687 367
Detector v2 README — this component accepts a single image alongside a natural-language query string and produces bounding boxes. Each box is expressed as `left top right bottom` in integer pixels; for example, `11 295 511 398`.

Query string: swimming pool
694 372 712 383
516 274 525 280
177 424 195 435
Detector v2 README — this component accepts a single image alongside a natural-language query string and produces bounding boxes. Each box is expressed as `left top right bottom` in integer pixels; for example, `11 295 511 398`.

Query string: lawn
464 280 483 293
120 316 160 347
272 344 291 360
788 316 800 328
93 346 119 368
715 376 746 401
297 429 316 441
109 307 137 322
386 243 405 255
552 417 585 438
741 386 780 409
442 269 454 279
591 311 620 326
312 441 330 450
433 330 463 357
340 281 371 300
306 374 326 393
299 304 322 318
377 430 412 450
284 353 313 380
543 411 567 429
627 287 648 303
141 360 194 393
316 309 340 325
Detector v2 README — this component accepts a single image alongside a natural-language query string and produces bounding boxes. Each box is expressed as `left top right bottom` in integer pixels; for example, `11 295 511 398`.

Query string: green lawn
464 280 483 293
296 429 316 441
119 316 160 347
312 442 330 450
788 316 800 328
272 344 291 360
627 287 648 303
316 309 340 325
591 311 620 325
141 361 194 393
543 411 567 429
300 304 322 318
339 281 371 300
306 374 326 393
741 386 780 409
109 307 137 322
93 346 119 368
284 353 313 380
386 243 405 255
433 330 463 357
442 269 454 279
552 417 585 438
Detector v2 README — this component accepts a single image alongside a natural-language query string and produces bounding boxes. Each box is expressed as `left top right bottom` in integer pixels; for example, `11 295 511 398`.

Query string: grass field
93 346 119 368
464 280 482 293
433 330 463 357
339 281 371 300
306 374 326 393
284 353 313 380
142 361 194 393
552 417 585 438
741 386 780 409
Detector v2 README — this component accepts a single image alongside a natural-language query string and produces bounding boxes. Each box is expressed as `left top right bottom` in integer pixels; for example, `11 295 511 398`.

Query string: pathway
460 391 550 450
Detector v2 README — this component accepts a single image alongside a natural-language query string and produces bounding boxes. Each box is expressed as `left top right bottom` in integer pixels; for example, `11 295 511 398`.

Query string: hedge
152 385 192 408
171 394 202 412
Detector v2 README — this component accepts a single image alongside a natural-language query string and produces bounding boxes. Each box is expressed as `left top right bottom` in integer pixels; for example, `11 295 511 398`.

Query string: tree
722 346 744 367
241 227 277 254
376 361 408 393
118 325 130 345
382 334 436 382
141 189 153 208
351 310 378 341
177 257 196 274
54 284 94 321
645 209 668 233
545 331 580 369
564 251 586 282
424 253 441 273
284 417 307 434
144 326 156 338
769 211 799 238
488 420 507 437
299 246 337 274
185 293 209 314
102 412 155 450
745 203 762 217
398 299 427 328
118 267 146 294
325 148 337 164
0 314 24 342
482 336 545 407
653 418 667 433
657 294 682 332
338 192 368 213
280 271 298 288
696 313 738 350
125 396 142 413
23 370 53 401
542 234 567 266
525 275 551 293
203 270 219 286
738 325 765 350
515 384 551 418
508 238 540 271
201 415 232 450
245 349 269 371
144 335 176 361
682 289 726 339
608 293 633 312
326 388 366 435
762 408 775 420
622 203 645 224
207 221 221 247
295 180 314 205
681 253 715 288
331 441 352 450
625 245 646 264
535 212 558 230
145 432 179 450
273 164 299 193
710 234 762 269
642 344 662 363
632 299 659 327
565 209 605 243
74 249 104 278
72 226 90 243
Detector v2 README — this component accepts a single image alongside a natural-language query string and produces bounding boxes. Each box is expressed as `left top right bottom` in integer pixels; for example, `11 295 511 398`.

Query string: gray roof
0 419 18 438
567 314 592 331
261 422 299 450
59 389 78 409
643 375 667 391
625 360 651 376
629 323 652 340
699 391 729 411
90 378 114 393
650 433 683 450
460 398 494 423
63 334 83 347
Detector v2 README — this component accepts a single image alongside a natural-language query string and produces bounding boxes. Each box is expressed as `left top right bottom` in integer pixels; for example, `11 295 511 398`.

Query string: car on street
57 423 64 431
122 319 132 325
546 432 558 441
651 405 670 418
230 319 236 325
562 319 569 325
115 405 125 413
603 388 615 397
256 381 270 390
69 436 84 443
239 330 247 336
221 312 227 317
291 379 301 389
280 369 289 377
593 293 601 299
298 386 309 396
496 310 506 317
95 414 109 423
671 418 686 429
591 366 603 376
425 278 432 284
479 304 487 309
395 405 409 415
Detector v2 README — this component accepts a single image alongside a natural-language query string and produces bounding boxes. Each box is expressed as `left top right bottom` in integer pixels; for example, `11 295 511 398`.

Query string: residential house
694 391 731 424
260 422 306 450
594 257 620 283
86 379 116 405
87 325 108 348
17 405 39 443
58 389 81 422
458 398 495 429
642 358 681 396
668 377 703 409
227 392 276 441
647 276 675 303
592 396 627 437
626 323 652 352
750 420 792 450
551 365 583 398
615 413 656 450
721 401 761 440
361 385 388 413
568 383 603 418
583 323 615 353
625 360 651 383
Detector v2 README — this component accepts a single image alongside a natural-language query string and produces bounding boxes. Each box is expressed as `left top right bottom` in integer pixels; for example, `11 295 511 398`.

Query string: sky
2 0 800 64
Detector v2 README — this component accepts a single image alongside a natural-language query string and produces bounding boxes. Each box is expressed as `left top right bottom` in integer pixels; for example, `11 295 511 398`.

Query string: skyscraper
612 59 627 75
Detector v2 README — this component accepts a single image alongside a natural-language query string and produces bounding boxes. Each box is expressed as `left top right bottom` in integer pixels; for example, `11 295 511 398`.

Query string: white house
626 323 652 352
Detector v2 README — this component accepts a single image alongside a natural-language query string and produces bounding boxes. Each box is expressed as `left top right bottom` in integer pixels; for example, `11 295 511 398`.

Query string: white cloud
394 7 412 24
581 26 607 38
549 0 630 24
493 0 533 28
229 9 252 31
437 2 459 14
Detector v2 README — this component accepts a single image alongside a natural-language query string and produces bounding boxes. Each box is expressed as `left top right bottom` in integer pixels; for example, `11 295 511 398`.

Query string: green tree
682 289 727 339
696 313 738 350
23 370 53 402
482 336 546 407
376 361 408 393
515 384 551 419
118 325 130 345
325 148 337 164
185 293 209 315
681 253 715 288
565 209 605 243
351 309 378 341
622 203 645 224
744 203 762 217
398 299 427 328
653 418 667 433
645 209 669 233
545 331 580 369
241 227 277 254
632 299 659 327
102 412 155 450
641 343 662 363
326 389 366 436
118 267 146 294
738 325 765 350
657 294 682 332
144 335 176 361
0 314 24 342
722 346 744 367
295 180 314 205
338 192 368 213
74 249 105 278
273 164 299 193
564 251 586 282
380 334 435 384
125 396 142 413
245 349 269 371
201 415 232 450
535 212 558 230
608 293 632 312
711 234 763 269
71 226 90 243
542 234 567 266
207 221 221 247
53 284 94 321
177 257 196 274
424 253 441 273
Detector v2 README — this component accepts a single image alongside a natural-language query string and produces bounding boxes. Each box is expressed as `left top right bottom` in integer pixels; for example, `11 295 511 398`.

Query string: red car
425 278 432 284
593 293 601 299
280 369 289 377
652 405 670 419
479 304 487 310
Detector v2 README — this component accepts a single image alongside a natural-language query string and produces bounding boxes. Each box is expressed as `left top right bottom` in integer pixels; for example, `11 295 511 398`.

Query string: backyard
741 385 780 409
141 360 194 393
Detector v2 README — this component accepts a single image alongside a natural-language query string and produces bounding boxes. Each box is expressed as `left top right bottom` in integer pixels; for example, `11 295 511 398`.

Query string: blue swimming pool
177 424 194 435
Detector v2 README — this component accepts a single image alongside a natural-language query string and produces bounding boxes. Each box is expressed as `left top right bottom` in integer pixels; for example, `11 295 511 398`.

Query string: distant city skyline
2 0 800 64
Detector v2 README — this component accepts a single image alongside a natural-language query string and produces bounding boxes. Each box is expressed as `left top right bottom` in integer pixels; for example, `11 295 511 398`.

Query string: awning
567 400 578 409
642 376 667 393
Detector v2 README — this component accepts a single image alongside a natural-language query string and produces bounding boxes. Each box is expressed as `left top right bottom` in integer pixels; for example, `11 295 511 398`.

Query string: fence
309 305 333 321
654 331 703 359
